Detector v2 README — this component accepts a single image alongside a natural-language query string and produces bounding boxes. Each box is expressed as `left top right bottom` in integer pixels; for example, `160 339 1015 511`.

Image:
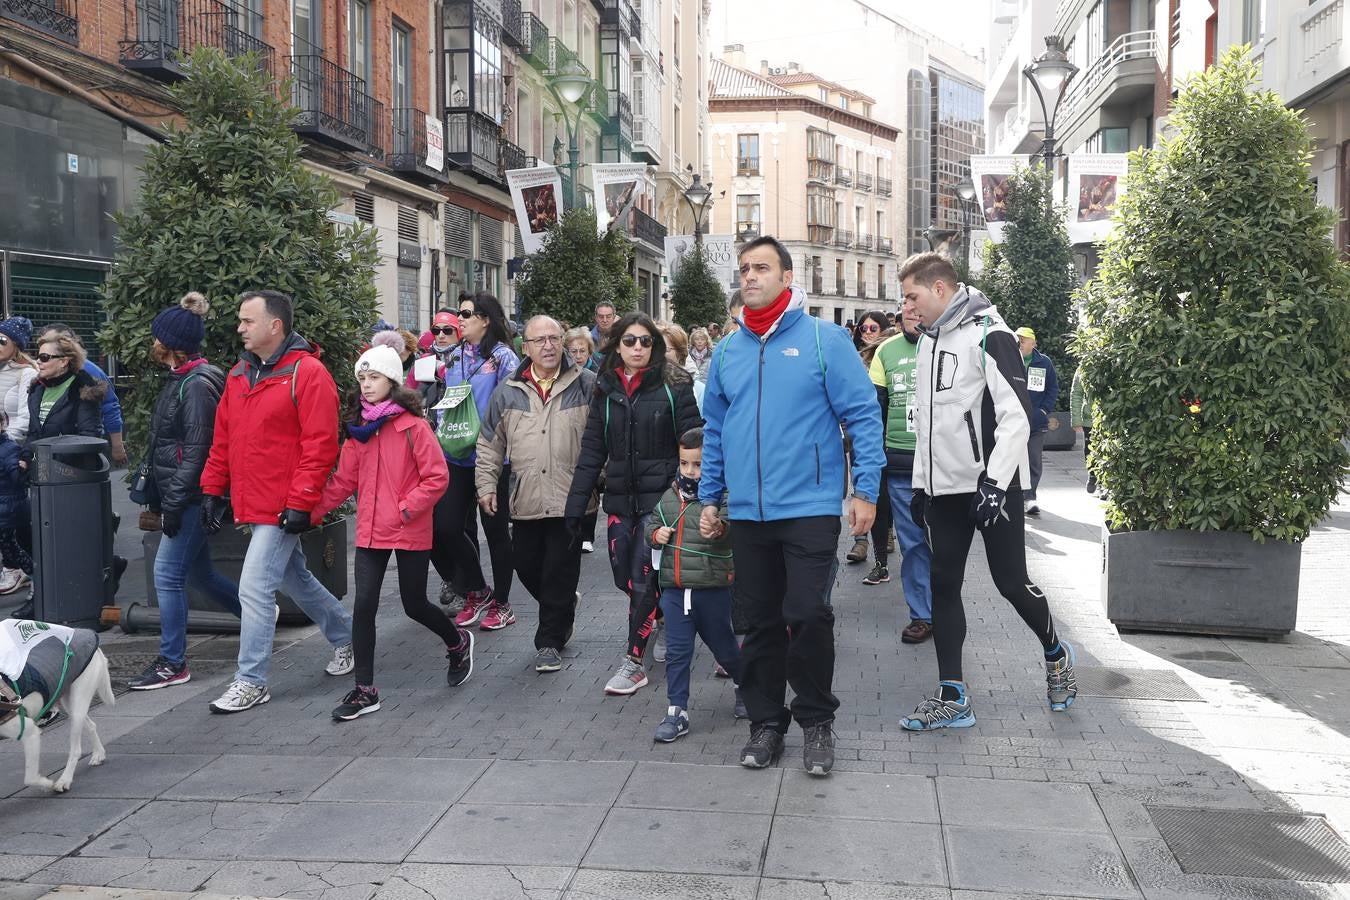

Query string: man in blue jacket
1015 327 1057 517
699 236 884 777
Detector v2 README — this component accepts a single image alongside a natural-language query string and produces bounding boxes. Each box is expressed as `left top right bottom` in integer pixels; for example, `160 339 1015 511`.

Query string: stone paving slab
764 814 946 885
564 869 759 899
582 806 771 876
408 804 608 867
944 824 1139 898
307 756 489 804
201 861 393 900
79 800 290 859
615 761 781 814
244 800 448 864
26 857 224 892
373 863 572 899
0 797 143 856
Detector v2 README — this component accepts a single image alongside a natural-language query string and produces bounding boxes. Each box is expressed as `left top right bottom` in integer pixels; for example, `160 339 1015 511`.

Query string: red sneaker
454 589 491 627
479 599 516 631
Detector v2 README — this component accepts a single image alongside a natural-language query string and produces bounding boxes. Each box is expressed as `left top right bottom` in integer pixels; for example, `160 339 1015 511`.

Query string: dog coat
0 620 99 721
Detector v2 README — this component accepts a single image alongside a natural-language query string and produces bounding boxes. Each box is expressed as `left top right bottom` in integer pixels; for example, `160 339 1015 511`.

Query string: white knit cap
354 345 404 385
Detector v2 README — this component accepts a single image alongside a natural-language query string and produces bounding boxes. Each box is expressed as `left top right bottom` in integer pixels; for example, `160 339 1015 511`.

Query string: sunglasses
620 334 654 348
0 337 9 347
457 308 478 319
430 326 457 336
859 324 881 333
37 353 65 363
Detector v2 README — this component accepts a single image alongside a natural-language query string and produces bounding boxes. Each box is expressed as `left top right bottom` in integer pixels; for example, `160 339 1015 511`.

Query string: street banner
970 154 1031 243
592 162 647 234
1067 153 1129 244
425 115 444 172
664 234 736 294
507 165 563 255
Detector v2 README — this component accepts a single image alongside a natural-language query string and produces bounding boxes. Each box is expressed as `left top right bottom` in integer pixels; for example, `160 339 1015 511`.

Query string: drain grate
1073 667 1203 702
1148 806 1350 882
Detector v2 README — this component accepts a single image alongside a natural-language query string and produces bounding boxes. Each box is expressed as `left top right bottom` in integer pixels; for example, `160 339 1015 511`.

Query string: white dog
1 620 114 792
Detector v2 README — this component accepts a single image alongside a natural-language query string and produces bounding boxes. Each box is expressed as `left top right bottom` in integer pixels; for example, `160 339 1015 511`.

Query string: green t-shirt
868 332 920 453
37 377 73 426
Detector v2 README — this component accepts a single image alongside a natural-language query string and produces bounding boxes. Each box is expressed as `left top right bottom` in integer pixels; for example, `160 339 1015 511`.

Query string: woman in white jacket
0 318 36 445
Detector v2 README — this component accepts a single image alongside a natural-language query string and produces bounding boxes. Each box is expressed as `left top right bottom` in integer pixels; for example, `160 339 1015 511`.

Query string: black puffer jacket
147 363 226 517
566 362 702 521
24 369 105 451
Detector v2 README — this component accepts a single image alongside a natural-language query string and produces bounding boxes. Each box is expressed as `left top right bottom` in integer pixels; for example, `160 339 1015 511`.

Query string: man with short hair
589 302 617 368
700 235 884 776
476 315 597 672
200 290 355 714
1014 327 1058 516
707 322 722 343
899 253 1076 731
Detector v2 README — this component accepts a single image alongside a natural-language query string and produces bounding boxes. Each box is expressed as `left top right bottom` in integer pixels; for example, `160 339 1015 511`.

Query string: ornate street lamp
546 57 593 210
682 164 714 249
1022 35 1079 178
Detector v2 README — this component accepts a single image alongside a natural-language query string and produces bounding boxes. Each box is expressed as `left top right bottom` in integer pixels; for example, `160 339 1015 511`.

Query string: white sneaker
581 541 594 553
326 643 354 676
208 679 270 714
604 656 648 695
0 569 28 595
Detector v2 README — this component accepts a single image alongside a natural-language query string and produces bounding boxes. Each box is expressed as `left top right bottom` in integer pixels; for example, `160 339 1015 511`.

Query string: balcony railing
366 96 385 161
544 36 584 77
878 284 887 300
119 0 273 80
856 172 873 192
290 41 377 153
834 229 854 248
811 276 824 294
523 13 549 68
876 176 893 197
1060 30 1158 119
835 167 853 187
628 207 666 249
878 236 893 253
499 136 528 178
1 0 77 44
601 0 638 38
606 89 633 135
1301 0 1346 75
736 223 761 242
737 157 760 176
501 0 525 50
587 81 610 123
389 107 448 184
856 234 873 251
446 110 502 184
833 284 846 297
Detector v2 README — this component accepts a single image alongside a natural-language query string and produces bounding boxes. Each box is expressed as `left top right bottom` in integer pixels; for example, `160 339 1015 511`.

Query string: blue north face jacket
699 284 885 522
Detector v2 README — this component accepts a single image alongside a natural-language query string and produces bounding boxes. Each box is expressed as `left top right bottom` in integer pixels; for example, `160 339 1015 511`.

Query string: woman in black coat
566 312 702 696
24 332 104 449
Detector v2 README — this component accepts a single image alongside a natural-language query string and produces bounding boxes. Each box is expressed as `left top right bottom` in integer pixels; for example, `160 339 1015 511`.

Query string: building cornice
709 96 900 140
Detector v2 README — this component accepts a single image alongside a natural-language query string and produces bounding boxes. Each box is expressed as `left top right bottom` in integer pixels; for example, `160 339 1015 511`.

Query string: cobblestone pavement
1 451 1348 899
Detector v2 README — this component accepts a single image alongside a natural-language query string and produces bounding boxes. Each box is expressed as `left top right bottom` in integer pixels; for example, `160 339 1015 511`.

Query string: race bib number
1028 367 1047 392
905 403 917 433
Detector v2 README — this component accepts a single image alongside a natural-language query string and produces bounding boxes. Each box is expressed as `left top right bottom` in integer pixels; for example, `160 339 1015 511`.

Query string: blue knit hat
0 317 32 349
152 292 209 353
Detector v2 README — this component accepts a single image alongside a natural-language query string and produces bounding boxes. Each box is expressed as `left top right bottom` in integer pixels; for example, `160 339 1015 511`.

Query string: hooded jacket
24 369 105 449
646 486 733 590
199 332 339 524
699 284 885 521
913 285 1031 497
565 361 702 522
148 362 226 518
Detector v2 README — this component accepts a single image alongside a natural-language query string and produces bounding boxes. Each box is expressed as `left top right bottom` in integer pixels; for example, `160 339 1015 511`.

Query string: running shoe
479 600 515 631
325 643 354 676
900 685 976 731
604 656 648 695
209 680 270 714
740 724 785 768
534 647 563 672
653 707 690 742
862 563 890 585
1046 641 1078 711
332 686 380 721
454 588 492 627
802 722 836 776
127 657 190 691
446 630 474 687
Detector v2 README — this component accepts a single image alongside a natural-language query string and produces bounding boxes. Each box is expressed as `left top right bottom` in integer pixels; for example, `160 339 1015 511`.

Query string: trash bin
29 435 113 628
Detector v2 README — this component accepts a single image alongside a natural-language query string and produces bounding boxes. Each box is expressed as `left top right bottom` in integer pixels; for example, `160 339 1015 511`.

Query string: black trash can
29 435 113 627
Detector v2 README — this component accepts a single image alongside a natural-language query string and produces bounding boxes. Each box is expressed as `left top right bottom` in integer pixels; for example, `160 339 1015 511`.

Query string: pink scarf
360 398 403 423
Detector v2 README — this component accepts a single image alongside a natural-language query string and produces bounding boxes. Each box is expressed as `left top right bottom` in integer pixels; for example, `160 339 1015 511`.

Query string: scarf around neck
347 398 403 443
743 288 792 336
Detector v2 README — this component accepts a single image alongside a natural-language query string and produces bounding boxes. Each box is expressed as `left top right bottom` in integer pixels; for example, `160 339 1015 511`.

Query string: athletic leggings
925 488 1058 683
608 513 660 659
352 547 465 687
870 473 892 566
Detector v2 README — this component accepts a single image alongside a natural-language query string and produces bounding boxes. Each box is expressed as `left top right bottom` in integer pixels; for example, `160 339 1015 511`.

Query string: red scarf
743 288 793 336
616 367 645 397
172 357 209 375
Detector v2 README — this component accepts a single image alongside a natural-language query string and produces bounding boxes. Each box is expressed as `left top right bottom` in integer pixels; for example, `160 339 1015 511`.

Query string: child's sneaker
1046 641 1078 711
479 599 515 631
446 630 474 687
332 686 380 721
454 588 492 627
653 707 689 742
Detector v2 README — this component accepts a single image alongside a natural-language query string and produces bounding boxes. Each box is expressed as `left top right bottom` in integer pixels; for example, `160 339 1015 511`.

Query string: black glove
278 508 312 534
565 516 582 545
161 508 183 539
969 479 1008 531
910 489 928 529
200 495 227 535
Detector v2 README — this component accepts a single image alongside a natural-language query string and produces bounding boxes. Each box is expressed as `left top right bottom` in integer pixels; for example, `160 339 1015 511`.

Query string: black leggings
352 547 464 687
925 489 1057 683
431 463 513 604
0 527 32 573
871 473 892 565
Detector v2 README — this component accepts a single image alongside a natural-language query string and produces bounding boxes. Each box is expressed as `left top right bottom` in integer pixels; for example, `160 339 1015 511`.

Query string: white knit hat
354 345 404 385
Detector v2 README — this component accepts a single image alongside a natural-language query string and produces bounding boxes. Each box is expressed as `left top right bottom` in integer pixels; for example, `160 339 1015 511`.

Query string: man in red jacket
199 290 354 714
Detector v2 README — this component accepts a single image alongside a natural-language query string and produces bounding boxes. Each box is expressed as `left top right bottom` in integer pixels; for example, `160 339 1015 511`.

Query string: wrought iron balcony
601 0 638 38
876 176 893 197
119 0 272 81
389 107 449 184
523 13 549 68
878 236 893 253
834 167 853 187
543 36 583 77
834 284 846 297
289 41 378 153
498 136 528 179
857 234 873 251
366 96 385 161
856 172 873 192
1 0 77 44
446 110 502 184
737 156 760 176
586 81 609 124
604 90 632 138
834 229 854 248
811 275 824 295
628 207 666 250
878 284 887 300
500 0 525 50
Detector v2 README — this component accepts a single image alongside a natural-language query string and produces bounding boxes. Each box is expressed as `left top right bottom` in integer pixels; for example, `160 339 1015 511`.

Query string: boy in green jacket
646 427 745 742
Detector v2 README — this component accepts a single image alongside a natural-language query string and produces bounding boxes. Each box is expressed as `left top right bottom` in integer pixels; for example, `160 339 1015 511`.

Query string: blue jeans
887 473 933 624
235 524 353 686
153 502 242 665
658 586 742 710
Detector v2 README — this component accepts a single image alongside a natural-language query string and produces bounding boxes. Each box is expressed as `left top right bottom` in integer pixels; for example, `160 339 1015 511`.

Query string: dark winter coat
0 435 27 530
646 487 733 590
148 362 226 518
24 369 106 450
566 363 702 522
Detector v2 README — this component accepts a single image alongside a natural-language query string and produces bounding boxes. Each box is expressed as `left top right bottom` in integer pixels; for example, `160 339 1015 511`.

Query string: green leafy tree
980 165 1079 406
1074 47 1350 541
669 245 727 330
516 208 638 327
99 47 379 454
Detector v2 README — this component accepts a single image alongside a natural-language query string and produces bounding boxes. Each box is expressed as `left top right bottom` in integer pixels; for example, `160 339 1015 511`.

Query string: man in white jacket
899 252 1077 731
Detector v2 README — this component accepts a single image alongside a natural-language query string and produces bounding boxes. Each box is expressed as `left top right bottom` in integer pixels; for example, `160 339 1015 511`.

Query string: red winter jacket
199 335 339 524
311 411 448 550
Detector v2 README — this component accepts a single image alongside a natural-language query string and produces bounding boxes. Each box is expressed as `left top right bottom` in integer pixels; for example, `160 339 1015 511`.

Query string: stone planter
1044 410 1076 450
1103 527 1300 637
141 518 349 628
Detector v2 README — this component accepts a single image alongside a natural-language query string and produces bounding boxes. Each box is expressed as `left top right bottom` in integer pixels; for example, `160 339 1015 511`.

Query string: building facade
708 53 900 325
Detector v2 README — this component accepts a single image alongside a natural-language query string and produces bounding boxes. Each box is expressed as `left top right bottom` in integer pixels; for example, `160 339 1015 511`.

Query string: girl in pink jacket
313 346 472 722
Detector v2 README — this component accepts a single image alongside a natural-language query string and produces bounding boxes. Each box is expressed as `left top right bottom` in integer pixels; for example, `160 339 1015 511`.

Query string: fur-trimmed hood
29 368 106 402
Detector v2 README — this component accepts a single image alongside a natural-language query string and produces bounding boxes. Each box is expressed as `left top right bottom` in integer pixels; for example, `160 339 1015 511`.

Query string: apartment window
834 258 844 293
819 86 828 102
737 134 760 175
348 0 370 82
564 0 576 44
877 264 886 295
856 261 865 297
672 103 681 167
855 205 864 235
445 5 503 123
1242 0 1264 44
876 210 885 239
292 0 319 46
391 21 411 109
838 95 848 110
673 15 681 70
855 149 864 172
1087 126 1130 153
806 184 834 227
736 194 761 235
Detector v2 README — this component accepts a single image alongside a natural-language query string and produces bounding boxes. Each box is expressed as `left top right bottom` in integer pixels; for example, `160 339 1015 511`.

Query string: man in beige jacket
477 315 598 673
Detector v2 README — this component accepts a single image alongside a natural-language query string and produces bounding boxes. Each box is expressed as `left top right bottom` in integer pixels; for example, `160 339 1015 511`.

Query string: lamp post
546 57 593 211
1022 35 1079 192
956 174 977 270
682 163 713 249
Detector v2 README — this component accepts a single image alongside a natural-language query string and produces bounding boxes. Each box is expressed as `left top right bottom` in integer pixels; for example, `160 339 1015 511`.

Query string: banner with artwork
425 115 444 172
664 234 736 293
969 154 1031 243
592 163 647 233
1067 153 1129 244
507 165 563 255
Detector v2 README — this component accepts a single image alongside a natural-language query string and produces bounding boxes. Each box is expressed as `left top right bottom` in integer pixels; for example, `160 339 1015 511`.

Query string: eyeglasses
457 308 477 319
620 334 654 348
36 353 65 363
859 324 881 334
430 326 457 336
525 335 562 346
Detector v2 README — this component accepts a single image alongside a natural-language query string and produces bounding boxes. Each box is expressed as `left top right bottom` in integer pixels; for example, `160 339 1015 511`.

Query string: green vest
868 332 919 453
